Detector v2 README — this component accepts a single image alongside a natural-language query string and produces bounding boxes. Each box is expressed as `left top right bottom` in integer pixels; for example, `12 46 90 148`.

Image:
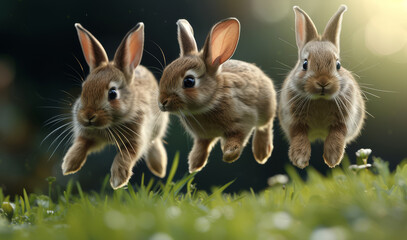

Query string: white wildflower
267 174 289 186
356 148 372 159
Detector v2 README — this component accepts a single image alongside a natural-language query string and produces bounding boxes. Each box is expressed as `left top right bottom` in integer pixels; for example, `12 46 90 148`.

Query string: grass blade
23 189 31 214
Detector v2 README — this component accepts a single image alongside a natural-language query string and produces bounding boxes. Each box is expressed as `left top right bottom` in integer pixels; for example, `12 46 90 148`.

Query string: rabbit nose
317 82 329 88
159 99 168 111
88 114 97 123
82 112 97 125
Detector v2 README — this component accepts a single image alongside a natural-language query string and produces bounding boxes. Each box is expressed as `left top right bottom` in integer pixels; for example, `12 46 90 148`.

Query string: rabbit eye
183 76 195 88
108 87 118 100
336 60 341 70
302 59 308 71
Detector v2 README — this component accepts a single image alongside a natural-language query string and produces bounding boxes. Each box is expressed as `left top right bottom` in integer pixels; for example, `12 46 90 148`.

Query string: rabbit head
290 5 348 100
74 23 144 129
158 18 240 114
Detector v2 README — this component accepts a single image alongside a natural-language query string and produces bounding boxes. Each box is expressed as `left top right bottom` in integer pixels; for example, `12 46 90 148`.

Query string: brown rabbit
279 5 365 168
158 18 277 173
61 23 169 189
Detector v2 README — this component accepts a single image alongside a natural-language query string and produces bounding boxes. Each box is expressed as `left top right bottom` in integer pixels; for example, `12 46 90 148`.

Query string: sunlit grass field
1 153 407 240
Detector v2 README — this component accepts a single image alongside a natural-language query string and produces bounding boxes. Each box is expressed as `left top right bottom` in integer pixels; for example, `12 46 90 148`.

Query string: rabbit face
294 41 341 99
76 65 131 129
159 56 218 114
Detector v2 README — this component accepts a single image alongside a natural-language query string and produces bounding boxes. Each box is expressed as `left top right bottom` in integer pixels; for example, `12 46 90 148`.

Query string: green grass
1 153 407 240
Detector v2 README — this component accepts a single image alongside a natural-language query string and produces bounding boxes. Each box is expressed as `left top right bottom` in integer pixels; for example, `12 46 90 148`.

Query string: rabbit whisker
107 127 124 159
60 90 77 102
144 49 165 71
354 62 380 74
44 113 71 124
151 40 167 68
276 60 294 70
38 106 72 110
337 96 357 128
113 126 136 158
72 53 86 79
118 123 141 138
66 64 84 82
178 110 194 132
342 93 374 119
48 127 74 161
278 37 297 49
48 124 73 151
111 127 131 159
64 72 84 84
348 58 367 72
292 96 309 117
186 112 205 132
41 122 73 146
271 67 291 71
360 86 395 93
44 117 72 128
361 90 380 99
151 109 164 130
334 97 346 124
358 82 373 86
146 66 163 74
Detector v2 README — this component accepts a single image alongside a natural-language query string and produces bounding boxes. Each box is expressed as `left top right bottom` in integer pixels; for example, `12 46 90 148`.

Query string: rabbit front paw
222 144 243 163
323 147 345 168
289 143 311 169
61 145 88 175
110 161 132 190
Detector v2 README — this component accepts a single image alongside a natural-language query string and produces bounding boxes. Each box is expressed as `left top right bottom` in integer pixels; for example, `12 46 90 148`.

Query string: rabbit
278 5 365 169
61 23 169 189
158 18 277 173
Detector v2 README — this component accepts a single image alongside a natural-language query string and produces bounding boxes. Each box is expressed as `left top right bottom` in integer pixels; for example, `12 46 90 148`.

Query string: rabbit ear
293 6 318 50
114 23 144 77
177 19 198 56
322 5 347 51
203 18 240 71
75 23 108 70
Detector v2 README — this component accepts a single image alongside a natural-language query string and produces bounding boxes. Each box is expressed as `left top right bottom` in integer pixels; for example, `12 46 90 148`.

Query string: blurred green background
0 0 406 195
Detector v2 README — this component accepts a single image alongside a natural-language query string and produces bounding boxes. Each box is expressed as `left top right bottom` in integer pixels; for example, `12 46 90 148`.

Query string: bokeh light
251 0 290 23
365 16 407 56
362 0 407 57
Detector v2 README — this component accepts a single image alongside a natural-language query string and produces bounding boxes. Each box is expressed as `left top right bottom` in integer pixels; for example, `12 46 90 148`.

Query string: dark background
1 0 406 195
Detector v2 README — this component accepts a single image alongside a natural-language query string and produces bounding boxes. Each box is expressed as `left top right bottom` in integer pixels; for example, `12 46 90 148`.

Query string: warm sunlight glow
251 0 290 23
363 0 407 56
365 16 407 55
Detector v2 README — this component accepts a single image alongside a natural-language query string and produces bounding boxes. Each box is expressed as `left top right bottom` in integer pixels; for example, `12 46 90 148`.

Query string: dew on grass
221 206 234 220
104 210 126 230
166 206 181 219
310 227 347 240
259 211 292 230
207 209 221 220
149 232 173 240
194 217 210 232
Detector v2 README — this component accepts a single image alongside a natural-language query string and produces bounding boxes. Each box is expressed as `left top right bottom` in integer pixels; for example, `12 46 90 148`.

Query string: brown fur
159 18 277 172
62 23 169 189
279 5 365 168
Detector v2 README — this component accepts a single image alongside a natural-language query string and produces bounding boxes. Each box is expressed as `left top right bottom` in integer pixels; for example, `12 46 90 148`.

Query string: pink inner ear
210 20 239 65
79 33 93 66
296 14 305 43
127 32 143 69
